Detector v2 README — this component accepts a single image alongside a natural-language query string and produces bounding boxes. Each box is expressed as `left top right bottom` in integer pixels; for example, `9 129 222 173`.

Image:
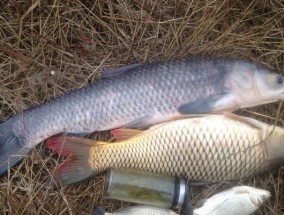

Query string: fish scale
5 58 230 149
45 115 284 187
3 57 284 176
88 115 266 182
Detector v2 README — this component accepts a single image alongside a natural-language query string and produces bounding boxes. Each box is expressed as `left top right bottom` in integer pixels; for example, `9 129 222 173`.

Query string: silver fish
45 113 284 186
92 205 178 215
1 57 284 174
193 186 271 215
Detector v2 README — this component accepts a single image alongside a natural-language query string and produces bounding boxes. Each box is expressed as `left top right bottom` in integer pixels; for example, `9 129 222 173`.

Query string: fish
45 113 284 187
1 57 284 175
92 205 178 215
193 186 271 215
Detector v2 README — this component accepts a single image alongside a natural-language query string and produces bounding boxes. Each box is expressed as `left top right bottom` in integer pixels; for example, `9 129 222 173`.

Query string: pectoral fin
114 114 209 141
101 63 143 78
123 115 163 129
178 94 235 114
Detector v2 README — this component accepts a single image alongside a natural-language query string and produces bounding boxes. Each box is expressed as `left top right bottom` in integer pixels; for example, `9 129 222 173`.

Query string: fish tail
0 118 30 175
45 136 96 188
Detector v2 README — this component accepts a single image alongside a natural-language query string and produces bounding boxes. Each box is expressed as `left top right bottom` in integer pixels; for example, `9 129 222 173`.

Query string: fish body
1 57 284 174
193 186 270 215
46 113 284 186
92 205 178 215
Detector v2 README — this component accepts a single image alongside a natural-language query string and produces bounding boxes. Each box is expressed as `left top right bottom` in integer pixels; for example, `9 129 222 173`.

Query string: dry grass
0 0 283 214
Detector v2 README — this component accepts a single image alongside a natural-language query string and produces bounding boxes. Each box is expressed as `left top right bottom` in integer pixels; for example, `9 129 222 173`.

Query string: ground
0 0 283 214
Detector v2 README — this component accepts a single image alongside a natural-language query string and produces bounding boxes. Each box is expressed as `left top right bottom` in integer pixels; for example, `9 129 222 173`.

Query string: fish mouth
265 191 271 198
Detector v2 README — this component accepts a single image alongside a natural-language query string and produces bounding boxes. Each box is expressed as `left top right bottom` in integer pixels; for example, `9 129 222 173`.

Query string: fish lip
267 191 272 198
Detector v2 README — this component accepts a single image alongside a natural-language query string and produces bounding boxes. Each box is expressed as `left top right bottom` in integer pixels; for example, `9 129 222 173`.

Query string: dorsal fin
101 63 143 78
223 112 265 129
111 114 209 141
111 128 144 141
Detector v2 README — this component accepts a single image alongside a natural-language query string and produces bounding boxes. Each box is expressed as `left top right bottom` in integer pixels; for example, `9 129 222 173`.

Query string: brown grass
0 0 283 214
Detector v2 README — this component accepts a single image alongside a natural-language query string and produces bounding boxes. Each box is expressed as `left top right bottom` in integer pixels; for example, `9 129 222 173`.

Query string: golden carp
46 113 284 187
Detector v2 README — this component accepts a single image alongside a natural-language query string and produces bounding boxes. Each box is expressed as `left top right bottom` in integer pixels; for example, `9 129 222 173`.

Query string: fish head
253 68 284 101
227 61 284 105
246 186 271 207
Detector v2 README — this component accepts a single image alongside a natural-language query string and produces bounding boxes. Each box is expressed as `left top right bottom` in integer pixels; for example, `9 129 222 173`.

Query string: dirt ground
0 0 283 214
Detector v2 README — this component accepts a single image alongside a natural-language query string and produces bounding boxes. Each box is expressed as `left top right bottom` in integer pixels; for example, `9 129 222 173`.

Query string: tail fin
92 205 106 215
45 136 96 188
0 119 30 175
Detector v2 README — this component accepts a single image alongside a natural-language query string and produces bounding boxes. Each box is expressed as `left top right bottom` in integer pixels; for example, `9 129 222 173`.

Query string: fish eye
261 194 267 200
276 76 283 85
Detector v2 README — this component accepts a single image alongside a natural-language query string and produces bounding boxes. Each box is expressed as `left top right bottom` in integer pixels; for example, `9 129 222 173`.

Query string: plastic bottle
104 167 190 210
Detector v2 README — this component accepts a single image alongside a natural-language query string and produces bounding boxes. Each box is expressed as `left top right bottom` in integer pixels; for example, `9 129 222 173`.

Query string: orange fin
45 136 96 188
111 114 207 141
111 128 144 141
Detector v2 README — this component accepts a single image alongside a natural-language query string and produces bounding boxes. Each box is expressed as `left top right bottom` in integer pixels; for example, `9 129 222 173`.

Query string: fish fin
172 114 208 120
112 121 174 141
111 128 144 141
234 187 250 195
101 63 143 78
123 116 157 129
124 114 194 130
178 94 235 114
92 205 106 215
123 113 203 130
0 118 30 175
115 117 183 140
113 114 209 141
223 112 265 129
45 136 96 188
